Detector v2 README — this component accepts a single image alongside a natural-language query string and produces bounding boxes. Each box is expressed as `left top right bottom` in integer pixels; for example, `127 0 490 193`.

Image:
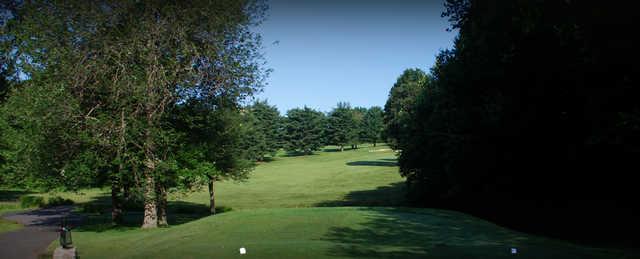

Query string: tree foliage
361 106 384 146
0 0 268 227
283 107 325 155
243 100 282 161
397 0 639 240
383 69 428 149
326 102 355 151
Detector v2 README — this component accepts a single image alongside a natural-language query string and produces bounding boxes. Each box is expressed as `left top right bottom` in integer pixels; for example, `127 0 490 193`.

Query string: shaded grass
71 207 632 259
0 217 21 233
0 191 30 233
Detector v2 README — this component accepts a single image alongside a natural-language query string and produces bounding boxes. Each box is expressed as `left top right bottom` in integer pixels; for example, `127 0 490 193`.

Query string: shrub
20 196 45 208
46 196 74 207
80 203 108 214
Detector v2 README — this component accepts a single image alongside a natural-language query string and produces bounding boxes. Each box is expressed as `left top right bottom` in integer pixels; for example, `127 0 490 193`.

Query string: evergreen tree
362 106 384 147
350 106 367 149
326 102 355 151
383 69 428 149
283 107 325 155
244 100 282 161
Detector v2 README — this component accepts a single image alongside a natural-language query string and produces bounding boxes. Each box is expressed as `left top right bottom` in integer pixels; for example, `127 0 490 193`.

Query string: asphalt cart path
0 206 82 259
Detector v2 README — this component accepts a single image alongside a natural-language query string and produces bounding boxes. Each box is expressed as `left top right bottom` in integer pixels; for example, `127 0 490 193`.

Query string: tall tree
326 102 355 151
361 106 384 147
2 0 268 228
244 100 282 161
173 102 254 215
283 107 325 155
398 0 639 240
350 106 367 149
383 69 428 149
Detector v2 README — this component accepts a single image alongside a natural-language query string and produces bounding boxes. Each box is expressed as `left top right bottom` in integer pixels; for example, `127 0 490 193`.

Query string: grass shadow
320 207 630 258
73 193 230 233
259 156 278 162
316 182 407 207
282 151 319 157
323 147 358 152
346 161 397 167
0 189 33 201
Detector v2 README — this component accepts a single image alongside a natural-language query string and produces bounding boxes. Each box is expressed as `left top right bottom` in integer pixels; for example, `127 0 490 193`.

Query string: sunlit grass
174 144 405 210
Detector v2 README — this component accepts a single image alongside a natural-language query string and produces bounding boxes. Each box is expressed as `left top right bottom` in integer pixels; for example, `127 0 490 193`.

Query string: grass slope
67 145 632 258
73 207 624 259
176 145 405 209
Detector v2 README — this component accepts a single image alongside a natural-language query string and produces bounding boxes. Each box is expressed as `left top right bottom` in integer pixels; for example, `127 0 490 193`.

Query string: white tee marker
239 247 247 255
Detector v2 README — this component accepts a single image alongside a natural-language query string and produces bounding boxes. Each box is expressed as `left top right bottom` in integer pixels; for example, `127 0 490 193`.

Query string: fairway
176 144 406 209
66 146 629 258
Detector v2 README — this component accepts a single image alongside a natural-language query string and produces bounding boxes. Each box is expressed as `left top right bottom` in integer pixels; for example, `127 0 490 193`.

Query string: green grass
0 191 27 233
66 144 632 258
3 144 635 258
0 215 22 233
174 144 404 209
72 207 625 259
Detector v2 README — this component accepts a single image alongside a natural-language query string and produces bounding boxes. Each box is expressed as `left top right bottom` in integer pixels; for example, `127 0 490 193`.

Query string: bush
46 196 74 207
80 203 108 214
20 196 44 208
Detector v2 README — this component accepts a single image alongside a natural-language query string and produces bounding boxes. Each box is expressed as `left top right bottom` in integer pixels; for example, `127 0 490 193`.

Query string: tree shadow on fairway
73 194 229 232
346 160 397 167
321 207 623 259
323 147 358 152
282 151 319 157
316 182 407 207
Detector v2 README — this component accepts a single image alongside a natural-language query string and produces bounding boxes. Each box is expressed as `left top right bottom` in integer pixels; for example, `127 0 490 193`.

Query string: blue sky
254 0 457 113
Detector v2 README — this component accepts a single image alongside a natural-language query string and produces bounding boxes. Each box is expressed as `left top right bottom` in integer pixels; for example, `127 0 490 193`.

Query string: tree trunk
123 180 131 203
208 177 216 215
141 168 157 229
156 182 168 227
373 142 376 147
112 108 125 225
111 175 123 225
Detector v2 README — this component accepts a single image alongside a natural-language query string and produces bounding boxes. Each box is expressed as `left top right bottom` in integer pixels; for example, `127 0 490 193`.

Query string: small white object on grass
511 247 518 254
239 247 247 255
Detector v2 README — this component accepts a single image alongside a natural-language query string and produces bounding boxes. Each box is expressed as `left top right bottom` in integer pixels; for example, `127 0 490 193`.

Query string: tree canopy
283 107 325 155
383 68 428 149
0 0 268 228
396 0 638 240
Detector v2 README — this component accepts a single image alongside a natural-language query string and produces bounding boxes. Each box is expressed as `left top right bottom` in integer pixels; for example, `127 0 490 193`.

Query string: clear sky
254 0 457 113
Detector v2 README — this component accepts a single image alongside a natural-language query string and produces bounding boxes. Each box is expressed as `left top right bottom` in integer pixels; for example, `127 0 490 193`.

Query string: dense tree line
391 0 638 241
277 103 384 155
